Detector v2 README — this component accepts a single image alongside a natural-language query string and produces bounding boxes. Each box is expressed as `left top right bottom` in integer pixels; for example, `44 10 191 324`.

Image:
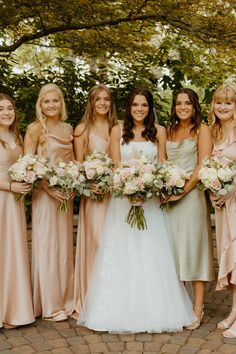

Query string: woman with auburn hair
73 84 117 317
163 88 214 330
24 83 75 321
77 87 195 332
0 93 34 329
209 84 236 338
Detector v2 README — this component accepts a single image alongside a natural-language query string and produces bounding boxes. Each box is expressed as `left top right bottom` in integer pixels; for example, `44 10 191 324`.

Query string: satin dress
77 138 196 333
166 139 214 281
0 143 34 328
74 132 110 316
213 130 236 290
31 133 75 320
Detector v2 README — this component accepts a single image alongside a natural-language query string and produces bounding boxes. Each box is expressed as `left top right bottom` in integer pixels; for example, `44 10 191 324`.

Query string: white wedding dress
77 140 195 333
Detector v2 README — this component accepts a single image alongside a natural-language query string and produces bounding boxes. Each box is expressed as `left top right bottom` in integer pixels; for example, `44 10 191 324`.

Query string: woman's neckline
167 138 197 143
90 131 109 143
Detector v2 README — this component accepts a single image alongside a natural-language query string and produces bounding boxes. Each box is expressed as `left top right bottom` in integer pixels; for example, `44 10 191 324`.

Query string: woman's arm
73 123 87 162
109 124 121 164
156 124 167 162
23 122 41 154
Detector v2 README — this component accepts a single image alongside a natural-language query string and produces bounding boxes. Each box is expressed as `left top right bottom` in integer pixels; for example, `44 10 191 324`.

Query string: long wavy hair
35 83 67 152
76 84 117 135
169 88 201 138
122 88 157 144
0 93 21 147
209 84 236 143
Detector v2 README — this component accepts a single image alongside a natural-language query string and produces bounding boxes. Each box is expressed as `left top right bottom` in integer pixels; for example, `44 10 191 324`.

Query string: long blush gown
77 138 196 333
166 139 214 282
74 132 110 317
0 143 34 328
213 130 236 290
31 132 75 320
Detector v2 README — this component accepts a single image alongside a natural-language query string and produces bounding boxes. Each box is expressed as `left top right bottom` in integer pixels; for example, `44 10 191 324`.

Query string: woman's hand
128 197 144 206
40 179 69 202
10 182 32 195
160 193 184 203
210 189 235 209
91 182 105 196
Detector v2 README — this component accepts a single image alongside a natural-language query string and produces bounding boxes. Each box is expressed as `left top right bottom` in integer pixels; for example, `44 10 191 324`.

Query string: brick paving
1 281 236 353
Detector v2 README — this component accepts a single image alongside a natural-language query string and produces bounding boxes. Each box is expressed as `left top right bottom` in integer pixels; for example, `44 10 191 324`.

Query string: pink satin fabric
213 131 236 290
74 132 110 316
0 144 34 327
31 133 75 319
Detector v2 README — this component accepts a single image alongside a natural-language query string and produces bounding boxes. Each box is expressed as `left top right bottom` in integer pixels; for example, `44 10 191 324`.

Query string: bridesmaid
163 88 214 329
73 84 117 316
24 83 75 321
0 93 34 329
209 84 236 338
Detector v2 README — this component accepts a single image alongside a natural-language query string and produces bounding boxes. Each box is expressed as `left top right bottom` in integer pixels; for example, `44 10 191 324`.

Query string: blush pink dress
0 143 34 328
31 133 75 320
74 132 110 316
213 130 236 290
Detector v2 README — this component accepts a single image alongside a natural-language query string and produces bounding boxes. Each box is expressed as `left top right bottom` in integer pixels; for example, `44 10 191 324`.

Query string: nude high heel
217 309 236 330
186 306 204 330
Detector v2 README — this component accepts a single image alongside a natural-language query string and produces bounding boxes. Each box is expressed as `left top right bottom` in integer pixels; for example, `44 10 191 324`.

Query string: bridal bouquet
154 161 190 210
47 160 86 211
8 153 50 200
198 156 236 196
112 154 156 230
82 151 114 202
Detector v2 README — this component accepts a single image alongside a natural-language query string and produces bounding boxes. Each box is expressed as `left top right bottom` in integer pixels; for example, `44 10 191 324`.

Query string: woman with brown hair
24 83 75 321
0 93 34 329
73 84 118 317
163 88 214 330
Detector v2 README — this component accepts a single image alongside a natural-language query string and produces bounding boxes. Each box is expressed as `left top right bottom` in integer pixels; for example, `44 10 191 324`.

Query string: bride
77 87 195 333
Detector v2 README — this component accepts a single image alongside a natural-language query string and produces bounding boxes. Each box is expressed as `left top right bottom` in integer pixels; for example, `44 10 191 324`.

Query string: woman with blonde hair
0 93 34 329
24 83 75 321
209 84 236 338
73 84 117 317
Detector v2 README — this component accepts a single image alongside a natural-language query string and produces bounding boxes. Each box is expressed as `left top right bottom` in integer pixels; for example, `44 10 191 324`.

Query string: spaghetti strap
119 123 123 144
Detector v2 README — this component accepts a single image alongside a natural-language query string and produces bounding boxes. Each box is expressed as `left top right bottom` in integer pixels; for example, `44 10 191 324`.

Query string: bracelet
9 181 12 191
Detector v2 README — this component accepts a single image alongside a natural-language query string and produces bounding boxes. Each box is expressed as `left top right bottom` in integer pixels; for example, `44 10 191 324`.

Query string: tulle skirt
77 197 195 333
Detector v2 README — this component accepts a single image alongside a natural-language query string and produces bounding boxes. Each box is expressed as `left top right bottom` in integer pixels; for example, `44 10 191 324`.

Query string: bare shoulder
26 120 42 137
62 122 73 134
111 122 122 137
199 123 211 136
74 122 86 137
156 124 167 138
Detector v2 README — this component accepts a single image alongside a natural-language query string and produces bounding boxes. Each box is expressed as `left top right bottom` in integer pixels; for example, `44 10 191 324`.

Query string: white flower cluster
198 156 236 195
82 151 114 200
48 160 86 192
8 153 50 184
154 161 190 197
112 154 156 200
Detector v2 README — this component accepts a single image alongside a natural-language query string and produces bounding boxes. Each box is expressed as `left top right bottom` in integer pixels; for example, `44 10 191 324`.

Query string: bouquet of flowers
82 151 114 202
47 160 86 211
198 156 236 197
112 154 156 230
154 161 190 210
8 153 50 200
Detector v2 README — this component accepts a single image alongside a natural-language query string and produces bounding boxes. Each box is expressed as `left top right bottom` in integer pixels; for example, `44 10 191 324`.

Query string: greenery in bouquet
198 155 236 197
82 151 114 202
46 160 86 211
8 153 50 200
112 154 156 230
154 161 190 210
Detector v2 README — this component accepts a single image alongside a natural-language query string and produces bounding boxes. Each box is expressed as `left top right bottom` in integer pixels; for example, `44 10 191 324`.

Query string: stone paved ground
1 281 236 354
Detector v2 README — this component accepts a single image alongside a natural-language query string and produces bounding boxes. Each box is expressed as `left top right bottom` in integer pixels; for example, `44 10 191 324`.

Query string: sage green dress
166 139 214 281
